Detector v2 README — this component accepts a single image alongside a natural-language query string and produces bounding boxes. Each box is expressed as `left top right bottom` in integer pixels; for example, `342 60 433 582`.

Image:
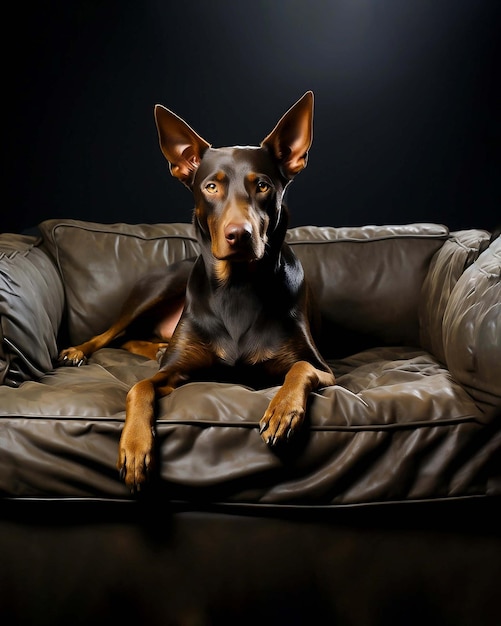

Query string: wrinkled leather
39 219 448 349
419 229 491 363
0 347 498 502
0 221 499 506
288 223 448 352
0 234 64 386
443 234 501 407
39 220 199 345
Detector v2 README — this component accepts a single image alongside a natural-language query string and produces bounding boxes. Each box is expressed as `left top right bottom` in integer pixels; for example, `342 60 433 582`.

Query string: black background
4 0 500 234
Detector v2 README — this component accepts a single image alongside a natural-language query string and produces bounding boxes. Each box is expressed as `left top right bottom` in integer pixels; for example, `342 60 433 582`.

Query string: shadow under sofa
0 219 500 626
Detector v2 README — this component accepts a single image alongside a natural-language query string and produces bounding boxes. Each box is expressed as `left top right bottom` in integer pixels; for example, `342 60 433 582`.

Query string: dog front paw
259 395 304 447
57 347 88 367
117 426 155 492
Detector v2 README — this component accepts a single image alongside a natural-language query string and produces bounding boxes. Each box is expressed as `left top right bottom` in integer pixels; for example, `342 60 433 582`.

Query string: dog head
154 92 313 264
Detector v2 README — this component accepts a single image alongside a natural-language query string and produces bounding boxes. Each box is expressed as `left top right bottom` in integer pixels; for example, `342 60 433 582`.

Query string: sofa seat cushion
1 347 498 505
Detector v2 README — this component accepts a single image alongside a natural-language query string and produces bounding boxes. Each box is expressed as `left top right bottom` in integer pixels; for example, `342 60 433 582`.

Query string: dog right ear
261 91 314 180
154 105 211 187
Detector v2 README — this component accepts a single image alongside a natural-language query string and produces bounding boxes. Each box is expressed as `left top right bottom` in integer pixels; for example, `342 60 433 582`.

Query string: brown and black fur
59 91 335 490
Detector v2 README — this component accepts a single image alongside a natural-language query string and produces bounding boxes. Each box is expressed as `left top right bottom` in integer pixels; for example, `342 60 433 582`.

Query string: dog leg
58 326 126 366
117 377 160 490
117 341 215 490
259 361 335 446
58 261 191 367
120 340 169 360
117 369 193 490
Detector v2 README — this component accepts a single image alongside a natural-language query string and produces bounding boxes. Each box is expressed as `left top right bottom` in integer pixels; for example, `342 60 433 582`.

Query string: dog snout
224 223 252 248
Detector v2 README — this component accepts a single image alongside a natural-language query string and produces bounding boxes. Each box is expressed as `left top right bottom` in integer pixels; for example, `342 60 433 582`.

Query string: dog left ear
261 91 314 179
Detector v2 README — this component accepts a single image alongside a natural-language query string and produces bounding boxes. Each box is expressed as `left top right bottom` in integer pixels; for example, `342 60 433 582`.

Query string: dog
58 91 335 490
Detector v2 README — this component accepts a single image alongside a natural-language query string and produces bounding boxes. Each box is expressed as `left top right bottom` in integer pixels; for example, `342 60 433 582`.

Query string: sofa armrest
0 234 64 386
443 234 501 410
419 229 490 363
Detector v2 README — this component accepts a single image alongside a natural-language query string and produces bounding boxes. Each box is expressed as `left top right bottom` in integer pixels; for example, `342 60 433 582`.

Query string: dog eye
256 181 270 193
205 183 218 194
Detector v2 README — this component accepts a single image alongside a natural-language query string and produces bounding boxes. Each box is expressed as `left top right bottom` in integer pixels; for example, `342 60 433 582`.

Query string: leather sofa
1 219 500 626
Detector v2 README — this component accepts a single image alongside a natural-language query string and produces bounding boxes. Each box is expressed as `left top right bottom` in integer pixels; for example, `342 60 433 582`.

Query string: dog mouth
213 247 262 263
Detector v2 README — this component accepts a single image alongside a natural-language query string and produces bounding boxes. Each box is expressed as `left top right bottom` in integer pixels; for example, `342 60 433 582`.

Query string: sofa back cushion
287 224 448 355
39 219 448 353
39 220 199 345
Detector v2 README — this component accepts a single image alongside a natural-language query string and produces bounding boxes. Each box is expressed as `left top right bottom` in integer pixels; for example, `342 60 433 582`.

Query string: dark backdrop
4 0 500 234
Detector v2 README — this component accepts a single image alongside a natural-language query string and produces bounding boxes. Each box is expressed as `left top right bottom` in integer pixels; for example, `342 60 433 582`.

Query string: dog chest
195 286 293 366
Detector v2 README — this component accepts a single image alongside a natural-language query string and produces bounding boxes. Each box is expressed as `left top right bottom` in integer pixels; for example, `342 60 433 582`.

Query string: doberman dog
58 91 335 490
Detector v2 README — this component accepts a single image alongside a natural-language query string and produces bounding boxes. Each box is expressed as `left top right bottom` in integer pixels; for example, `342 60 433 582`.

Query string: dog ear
261 91 314 180
154 105 211 187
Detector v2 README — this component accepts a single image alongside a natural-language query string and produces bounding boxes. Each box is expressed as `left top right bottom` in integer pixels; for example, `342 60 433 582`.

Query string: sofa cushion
287 223 448 355
39 219 448 354
39 219 199 345
443 234 501 410
0 234 63 386
0 346 498 504
419 229 490 364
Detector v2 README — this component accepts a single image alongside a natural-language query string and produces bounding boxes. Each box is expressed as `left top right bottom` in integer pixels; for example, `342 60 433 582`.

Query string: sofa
1 218 500 626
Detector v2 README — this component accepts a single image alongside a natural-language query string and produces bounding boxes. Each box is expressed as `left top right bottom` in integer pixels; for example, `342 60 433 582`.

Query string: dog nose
224 223 252 247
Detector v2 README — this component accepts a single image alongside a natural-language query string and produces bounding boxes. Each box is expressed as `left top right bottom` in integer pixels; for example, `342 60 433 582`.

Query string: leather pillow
0 234 63 386
288 223 448 353
419 229 490 364
443 234 501 408
39 220 449 352
39 220 199 345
